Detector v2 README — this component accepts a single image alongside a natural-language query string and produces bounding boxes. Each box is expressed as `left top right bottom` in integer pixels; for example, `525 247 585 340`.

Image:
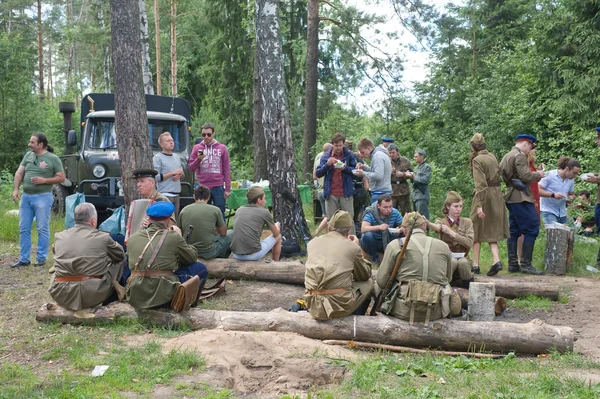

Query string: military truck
54 93 195 219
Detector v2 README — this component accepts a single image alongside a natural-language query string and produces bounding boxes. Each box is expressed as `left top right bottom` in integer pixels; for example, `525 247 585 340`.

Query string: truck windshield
87 118 188 151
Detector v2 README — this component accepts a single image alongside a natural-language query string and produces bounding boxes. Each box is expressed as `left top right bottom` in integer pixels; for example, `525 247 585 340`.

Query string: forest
1 0 600 215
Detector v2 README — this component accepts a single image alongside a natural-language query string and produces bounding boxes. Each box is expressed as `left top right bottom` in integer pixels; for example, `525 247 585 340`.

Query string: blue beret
381 137 394 143
595 127 600 133
515 134 537 143
146 201 175 219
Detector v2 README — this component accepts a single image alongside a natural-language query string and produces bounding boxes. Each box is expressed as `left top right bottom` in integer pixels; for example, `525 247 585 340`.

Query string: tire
52 184 68 216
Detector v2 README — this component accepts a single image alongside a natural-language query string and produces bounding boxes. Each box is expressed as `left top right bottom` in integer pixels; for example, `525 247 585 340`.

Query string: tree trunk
544 227 573 275
110 0 153 209
252 43 268 181
154 0 162 95
36 303 574 355
170 0 177 96
37 0 44 99
302 0 318 182
467 282 495 321
203 260 561 300
255 0 311 245
97 0 111 92
139 0 154 95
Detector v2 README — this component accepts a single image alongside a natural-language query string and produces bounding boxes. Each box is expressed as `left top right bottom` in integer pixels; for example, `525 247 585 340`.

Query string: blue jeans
595 204 600 234
360 232 384 263
541 212 566 226
210 186 226 218
174 262 209 283
19 192 53 263
506 202 539 243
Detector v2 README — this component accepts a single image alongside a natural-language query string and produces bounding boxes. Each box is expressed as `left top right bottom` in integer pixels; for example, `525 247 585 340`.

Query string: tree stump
467 282 496 321
544 226 573 275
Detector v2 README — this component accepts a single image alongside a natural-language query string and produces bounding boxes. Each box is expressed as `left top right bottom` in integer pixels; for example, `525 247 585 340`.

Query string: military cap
381 137 394 143
388 143 399 151
470 133 485 145
328 210 354 229
246 186 265 202
415 148 427 158
146 201 175 220
444 191 463 205
132 169 158 179
515 134 537 144
401 212 426 228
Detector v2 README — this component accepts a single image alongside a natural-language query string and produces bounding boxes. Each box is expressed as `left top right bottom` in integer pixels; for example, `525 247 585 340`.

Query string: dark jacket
316 147 357 199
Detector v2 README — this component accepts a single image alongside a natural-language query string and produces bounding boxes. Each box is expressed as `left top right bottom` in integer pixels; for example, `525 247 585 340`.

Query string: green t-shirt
20 151 64 194
231 204 274 255
177 202 225 254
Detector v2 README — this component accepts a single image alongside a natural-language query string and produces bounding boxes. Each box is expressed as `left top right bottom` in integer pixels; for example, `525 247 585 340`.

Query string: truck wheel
52 184 68 216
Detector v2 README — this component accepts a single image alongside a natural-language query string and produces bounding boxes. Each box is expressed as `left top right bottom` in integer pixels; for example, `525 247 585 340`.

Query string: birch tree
154 0 162 95
255 0 310 245
139 0 154 94
302 0 318 180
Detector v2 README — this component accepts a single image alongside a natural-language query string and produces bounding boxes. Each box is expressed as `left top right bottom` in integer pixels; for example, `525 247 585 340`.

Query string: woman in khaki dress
427 191 474 289
468 133 509 276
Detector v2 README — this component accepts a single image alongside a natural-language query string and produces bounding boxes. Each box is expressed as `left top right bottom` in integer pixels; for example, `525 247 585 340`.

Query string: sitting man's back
304 210 373 320
49 203 125 311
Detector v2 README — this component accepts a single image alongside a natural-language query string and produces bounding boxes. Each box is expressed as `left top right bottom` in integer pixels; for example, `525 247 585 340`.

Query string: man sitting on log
177 184 231 259
231 186 282 261
304 210 374 320
126 202 208 309
360 194 403 265
49 203 126 311
377 212 460 324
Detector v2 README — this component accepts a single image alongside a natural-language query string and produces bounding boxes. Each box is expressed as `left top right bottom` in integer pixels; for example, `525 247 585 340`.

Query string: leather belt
55 275 103 282
130 270 174 277
487 179 500 187
306 288 348 295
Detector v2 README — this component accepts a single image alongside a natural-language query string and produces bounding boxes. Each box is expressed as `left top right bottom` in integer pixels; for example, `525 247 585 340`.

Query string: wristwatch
551 193 555 198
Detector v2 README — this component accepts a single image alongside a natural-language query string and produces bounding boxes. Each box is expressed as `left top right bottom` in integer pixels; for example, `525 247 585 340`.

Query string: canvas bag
64 192 86 229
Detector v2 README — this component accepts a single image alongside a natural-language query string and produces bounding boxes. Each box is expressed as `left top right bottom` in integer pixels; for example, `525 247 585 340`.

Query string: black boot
507 241 520 273
520 241 544 275
487 261 503 276
472 265 481 275
462 277 474 290
191 277 208 307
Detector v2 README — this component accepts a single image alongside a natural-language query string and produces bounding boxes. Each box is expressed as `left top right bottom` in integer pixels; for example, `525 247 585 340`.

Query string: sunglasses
201 133 212 137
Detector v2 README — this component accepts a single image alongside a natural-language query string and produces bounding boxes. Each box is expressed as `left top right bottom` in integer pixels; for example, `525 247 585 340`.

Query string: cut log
544 226 574 275
36 302 574 355
204 260 561 300
455 288 506 316
467 283 496 321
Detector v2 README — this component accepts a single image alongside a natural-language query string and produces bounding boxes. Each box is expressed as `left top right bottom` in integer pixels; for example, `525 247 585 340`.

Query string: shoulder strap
133 230 160 271
145 229 170 270
411 237 433 282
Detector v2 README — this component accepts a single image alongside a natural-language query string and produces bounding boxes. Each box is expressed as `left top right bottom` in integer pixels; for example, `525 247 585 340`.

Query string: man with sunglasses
499 134 545 275
188 123 231 218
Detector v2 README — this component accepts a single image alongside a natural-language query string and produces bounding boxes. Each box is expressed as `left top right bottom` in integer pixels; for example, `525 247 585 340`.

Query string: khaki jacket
126 223 198 309
435 217 473 254
304 232 373 320
499 147 542 204
391 156 412 196
49 224 125 311
376 229 451 322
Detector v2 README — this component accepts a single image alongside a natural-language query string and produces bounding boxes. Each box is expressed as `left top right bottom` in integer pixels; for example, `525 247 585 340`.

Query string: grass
510 295 554 311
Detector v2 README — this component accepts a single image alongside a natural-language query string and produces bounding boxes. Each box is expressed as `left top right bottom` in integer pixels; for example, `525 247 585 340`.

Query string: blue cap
595 127 600 133
146 201 175 220
381 137 394 143
515 134 537 143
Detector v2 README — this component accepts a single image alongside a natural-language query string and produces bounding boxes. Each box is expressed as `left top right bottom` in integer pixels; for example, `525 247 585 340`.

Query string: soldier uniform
499 134 544 275
49 222 125 311
304 211 373 320
126 202 208 309
434 212 474 288
389 144 412 216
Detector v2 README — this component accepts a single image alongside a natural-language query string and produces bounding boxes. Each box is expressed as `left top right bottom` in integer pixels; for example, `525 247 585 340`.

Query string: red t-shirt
330 152 344 196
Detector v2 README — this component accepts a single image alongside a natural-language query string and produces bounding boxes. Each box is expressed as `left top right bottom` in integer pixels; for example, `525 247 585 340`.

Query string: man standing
231 186 282 261
126 202 208 309
12 134 65 268
177 185 231 259
380 137 394 149
360 194 403 265
407 148 431 220
188 123 231 217
304 210 373 320
313 142 333 220
316 133 357 221
499 134 544 275
153 132 184 216
376 212 460 323
49 203 126 310
354 138 392 204
389 144 412 216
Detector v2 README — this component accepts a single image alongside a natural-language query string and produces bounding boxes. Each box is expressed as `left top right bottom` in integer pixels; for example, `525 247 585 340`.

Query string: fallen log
322 340 505 359
36 302 573 355
204 259 560 300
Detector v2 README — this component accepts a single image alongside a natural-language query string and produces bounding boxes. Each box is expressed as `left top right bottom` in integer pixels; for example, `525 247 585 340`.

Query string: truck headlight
92 165 107 178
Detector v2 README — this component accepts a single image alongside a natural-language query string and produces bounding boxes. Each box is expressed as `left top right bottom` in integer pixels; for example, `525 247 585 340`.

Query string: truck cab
54 93 195 219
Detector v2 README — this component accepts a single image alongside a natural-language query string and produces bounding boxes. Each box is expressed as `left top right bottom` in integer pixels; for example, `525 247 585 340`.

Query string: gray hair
74 203 97 224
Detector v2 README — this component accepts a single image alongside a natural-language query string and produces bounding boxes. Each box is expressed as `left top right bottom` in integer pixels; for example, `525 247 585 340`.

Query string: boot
507 241 520 273
520 241 544 275
487 261 503 277
112 280 127 301
472 265 481 275
191 277 207 307
462 277 474 290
